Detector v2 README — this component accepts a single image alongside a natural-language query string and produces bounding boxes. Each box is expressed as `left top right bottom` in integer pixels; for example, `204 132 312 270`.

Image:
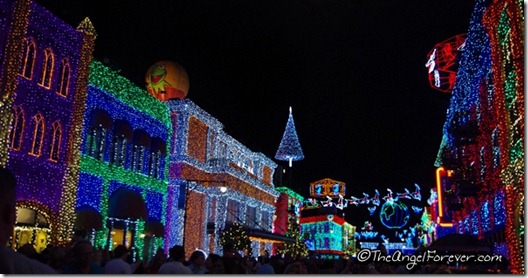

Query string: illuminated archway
12 201 54 252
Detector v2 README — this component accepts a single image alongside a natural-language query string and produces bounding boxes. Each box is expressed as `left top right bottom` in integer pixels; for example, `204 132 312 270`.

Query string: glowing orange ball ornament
145 60 189 101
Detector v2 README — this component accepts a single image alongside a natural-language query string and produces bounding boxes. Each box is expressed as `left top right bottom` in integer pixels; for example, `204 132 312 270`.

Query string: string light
482 0 524 273
434 0 523 273
0 0 31 167
481 200 490 233
425 34 467 93
77 59 171 258
167 99 280 257
219 222 252 256
277 222 308 257
275 106 304 167
1 0 97 245
300 215 347 255
273 187 303 254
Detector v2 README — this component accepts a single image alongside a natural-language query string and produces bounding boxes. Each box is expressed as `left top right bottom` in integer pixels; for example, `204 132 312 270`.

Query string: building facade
167 98 280 258
1 0 95 250
433 0 524 273
272 186 304 254
77 60 171 261
1 1 294 262
300 178 354 259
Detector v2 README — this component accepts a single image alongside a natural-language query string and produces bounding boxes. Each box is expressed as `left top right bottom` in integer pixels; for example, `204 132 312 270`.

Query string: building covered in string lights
0 0 96 251
272 186 304 254
0 0 286 262
166 97 282 258
300 178 355 259
76 60 171 262
433 0 524 273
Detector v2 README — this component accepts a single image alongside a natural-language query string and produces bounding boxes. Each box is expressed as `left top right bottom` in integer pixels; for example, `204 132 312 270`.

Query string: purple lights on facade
7 2 84 211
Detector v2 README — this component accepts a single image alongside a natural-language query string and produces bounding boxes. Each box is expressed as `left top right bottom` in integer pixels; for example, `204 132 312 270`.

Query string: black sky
36 0 475 201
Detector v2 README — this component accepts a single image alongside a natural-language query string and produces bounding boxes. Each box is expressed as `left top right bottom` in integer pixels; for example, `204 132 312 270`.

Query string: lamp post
182 179 227 256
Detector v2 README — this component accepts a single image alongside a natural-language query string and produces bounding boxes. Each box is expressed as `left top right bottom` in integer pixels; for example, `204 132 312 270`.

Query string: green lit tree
219 222 252 256
278 222 308 257
343 234 357 257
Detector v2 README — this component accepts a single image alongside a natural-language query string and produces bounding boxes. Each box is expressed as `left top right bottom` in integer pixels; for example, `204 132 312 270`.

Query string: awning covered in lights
108 188 148 220
74 205 103 231
246 229 296 244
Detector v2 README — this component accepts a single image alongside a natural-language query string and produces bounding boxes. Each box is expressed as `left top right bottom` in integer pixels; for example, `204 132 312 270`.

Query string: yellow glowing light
436 167 445 219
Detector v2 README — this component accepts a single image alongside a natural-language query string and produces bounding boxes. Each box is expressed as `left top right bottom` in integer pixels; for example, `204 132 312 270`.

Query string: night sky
36 0 476 226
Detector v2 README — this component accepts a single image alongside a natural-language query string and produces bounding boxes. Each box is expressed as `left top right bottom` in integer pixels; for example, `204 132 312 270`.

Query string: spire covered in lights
275 106 304 167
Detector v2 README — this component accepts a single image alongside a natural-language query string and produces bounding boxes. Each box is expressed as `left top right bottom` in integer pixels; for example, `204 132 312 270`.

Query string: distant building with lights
166 98 282 258
300 178 355 259
432 0 523 273
0 0 95 251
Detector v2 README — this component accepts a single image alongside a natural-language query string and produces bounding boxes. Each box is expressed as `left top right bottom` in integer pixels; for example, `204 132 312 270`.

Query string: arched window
49 121 62 162
9 106 25 150
20 37 36 79
109 134 128 166
86 124 108 160
29 113 45 157
109 120 132 167
131 130 150 174
39 48 54 89
131 145 145 173
13 206 51 252
85 109 111 160
57 58 70 97
149 138 166 179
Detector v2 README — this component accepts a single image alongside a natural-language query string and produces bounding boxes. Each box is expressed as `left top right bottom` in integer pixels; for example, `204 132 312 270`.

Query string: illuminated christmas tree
275 106 304 167
219 222 252 256
278 222 308 257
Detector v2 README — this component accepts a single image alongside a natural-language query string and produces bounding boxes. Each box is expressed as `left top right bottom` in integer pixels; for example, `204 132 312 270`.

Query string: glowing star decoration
425 34 467 93
145 60 189 101
275 107 304 167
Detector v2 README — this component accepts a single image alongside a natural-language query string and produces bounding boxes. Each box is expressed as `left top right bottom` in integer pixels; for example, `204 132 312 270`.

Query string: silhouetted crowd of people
4 239 511 274
0 167 512 274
